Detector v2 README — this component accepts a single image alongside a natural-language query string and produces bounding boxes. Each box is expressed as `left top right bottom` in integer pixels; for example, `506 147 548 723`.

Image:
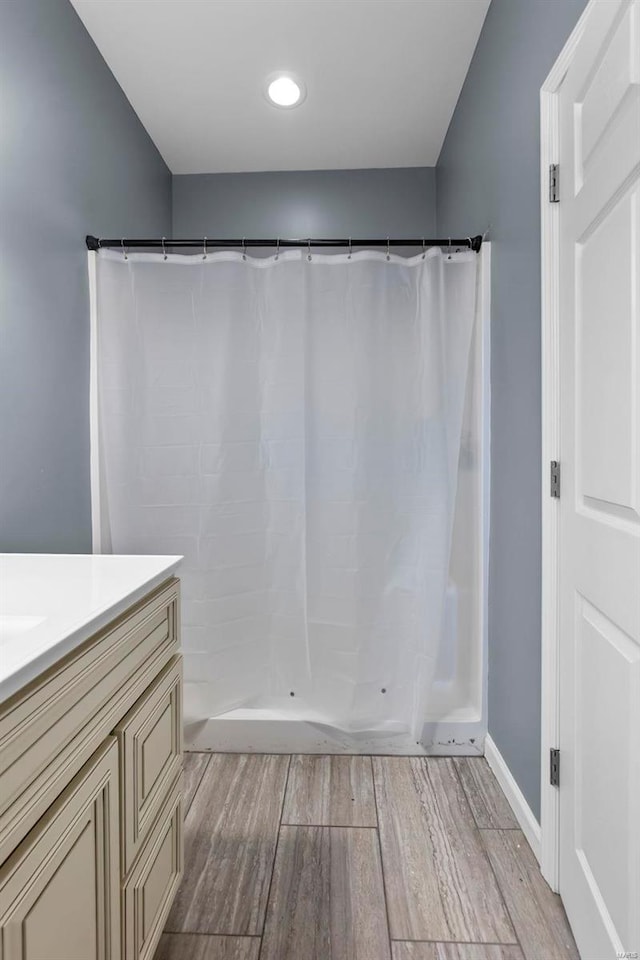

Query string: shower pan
90 243 490 755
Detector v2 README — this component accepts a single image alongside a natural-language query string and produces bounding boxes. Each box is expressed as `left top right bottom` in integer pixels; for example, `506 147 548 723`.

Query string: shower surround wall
0 0 171 553
436 0 588 819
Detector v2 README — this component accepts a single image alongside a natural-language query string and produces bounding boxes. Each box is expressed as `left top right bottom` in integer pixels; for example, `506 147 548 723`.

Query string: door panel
558 0 640 957
0 738 121 960
575 597 640 944
579 189 638 513
20 819 99 957
122 776 183 960
115 655 182 873
580 2 639 165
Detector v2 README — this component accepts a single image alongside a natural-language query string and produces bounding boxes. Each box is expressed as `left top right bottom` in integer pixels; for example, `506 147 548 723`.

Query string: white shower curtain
92 247 477 737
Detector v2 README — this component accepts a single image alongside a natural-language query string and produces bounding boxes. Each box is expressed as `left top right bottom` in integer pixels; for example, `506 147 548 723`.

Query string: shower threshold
184 706 485 756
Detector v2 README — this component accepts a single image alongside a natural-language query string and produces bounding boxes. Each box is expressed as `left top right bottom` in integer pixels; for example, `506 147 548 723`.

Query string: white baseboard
484 734 541 862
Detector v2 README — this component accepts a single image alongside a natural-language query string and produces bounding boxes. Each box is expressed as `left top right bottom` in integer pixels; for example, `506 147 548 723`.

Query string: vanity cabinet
0 576 183 960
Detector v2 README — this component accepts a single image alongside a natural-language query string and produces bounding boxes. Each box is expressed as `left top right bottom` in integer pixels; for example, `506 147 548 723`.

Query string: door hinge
550 460 561 498
550 748 560 787
549 163 560 203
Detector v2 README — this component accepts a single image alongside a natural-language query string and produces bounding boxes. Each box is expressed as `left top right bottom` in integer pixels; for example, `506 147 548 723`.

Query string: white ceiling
71 0 490 175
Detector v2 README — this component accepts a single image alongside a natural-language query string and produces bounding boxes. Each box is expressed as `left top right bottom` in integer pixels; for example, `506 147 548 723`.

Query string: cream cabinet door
0 738 121 960
115 655 183 874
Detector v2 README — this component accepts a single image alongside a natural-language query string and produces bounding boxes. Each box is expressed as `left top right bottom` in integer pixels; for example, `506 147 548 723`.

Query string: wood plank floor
156 754 579 960
392 944 524 960
261 825 390 960
182 751 211 815
165 754 289 935
481 830 580 960
155 933 260 960
373 757 515 943
282 754 377 826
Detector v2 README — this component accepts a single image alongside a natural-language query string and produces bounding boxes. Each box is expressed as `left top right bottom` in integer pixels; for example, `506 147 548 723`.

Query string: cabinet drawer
0 738 121 960
0 579 179 862
122 775 183 960
115 656 183 873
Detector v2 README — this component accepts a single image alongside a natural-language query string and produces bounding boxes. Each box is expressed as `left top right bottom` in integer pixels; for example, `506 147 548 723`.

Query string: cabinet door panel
0 738 120 960
115 656 183 873
122 775 183 960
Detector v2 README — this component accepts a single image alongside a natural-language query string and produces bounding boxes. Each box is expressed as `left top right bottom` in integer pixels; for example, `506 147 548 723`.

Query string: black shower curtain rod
86 234 483 253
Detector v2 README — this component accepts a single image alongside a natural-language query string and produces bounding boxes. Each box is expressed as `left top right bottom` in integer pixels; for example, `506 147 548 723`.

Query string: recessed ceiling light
264 73 306 109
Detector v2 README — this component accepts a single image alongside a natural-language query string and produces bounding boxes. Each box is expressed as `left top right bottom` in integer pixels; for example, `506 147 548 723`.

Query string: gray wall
0 0 171 552
173 168 436 238
436 0 588 819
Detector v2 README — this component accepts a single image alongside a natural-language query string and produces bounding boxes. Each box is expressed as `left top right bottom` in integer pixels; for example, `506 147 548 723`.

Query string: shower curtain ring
242 238 247 261
421 238 426 259
203 236 208 260
275 237 280 260
447 238 452 260
121 239 128 261
348 237 352 259
386 236 391 261
307 238 312 261
162 237 167 261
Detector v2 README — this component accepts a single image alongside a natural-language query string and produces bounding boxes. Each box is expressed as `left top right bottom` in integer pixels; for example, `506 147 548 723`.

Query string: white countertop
0 554 182 704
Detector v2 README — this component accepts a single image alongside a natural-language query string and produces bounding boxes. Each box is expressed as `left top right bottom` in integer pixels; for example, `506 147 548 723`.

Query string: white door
557 0 640 956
